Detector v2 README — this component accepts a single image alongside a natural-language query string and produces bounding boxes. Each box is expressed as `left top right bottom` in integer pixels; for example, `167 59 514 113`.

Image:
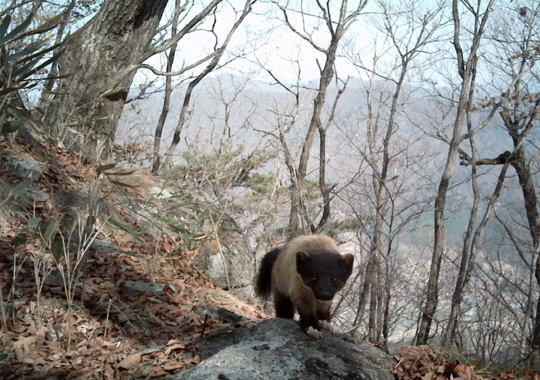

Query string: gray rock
28 188 50 202
193 306 246 325
44 270 65 287
193 217 253 299
149 186 174 199
16 124 46 147
53 189 88 208
164 318 394 380
90 238 116 253
3 160 45 182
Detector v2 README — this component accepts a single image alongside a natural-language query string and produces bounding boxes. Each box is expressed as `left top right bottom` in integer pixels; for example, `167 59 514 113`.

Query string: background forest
1 0 540 376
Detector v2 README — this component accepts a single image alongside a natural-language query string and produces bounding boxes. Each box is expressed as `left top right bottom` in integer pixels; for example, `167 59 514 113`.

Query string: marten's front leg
317 301 333 333
299 310 322 339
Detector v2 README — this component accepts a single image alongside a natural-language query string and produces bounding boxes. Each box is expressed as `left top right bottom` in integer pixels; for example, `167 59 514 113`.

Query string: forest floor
0 136 537 379
0 138 263 379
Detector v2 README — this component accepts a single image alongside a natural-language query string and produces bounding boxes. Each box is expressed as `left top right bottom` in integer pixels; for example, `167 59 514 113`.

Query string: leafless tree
44 0 227 159
446 1 540 357
159 0 256 172
336 0 444 347
151 0 185 174
1 0 75 122
266 0 368 235
416 0 495 346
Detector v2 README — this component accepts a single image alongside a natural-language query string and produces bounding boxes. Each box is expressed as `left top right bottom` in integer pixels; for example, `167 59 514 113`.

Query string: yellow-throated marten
255 235 354 339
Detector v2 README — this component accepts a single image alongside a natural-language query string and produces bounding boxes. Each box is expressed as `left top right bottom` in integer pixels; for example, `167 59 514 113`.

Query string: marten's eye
312 277 318 282
332 278 338 283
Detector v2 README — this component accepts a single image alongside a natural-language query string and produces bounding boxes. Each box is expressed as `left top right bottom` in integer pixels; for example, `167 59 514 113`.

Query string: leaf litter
393 346 538 380
0 139 263 379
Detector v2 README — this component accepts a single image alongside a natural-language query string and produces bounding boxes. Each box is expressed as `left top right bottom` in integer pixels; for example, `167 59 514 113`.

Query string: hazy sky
141 0 381 85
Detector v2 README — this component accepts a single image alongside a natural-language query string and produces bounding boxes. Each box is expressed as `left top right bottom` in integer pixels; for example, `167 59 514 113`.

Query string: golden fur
255 234 354 338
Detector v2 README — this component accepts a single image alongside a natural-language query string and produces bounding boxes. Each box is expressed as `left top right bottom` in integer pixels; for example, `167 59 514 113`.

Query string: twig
210 214 231 290
104 297 115 341
200 314 209 338
0 278 13 353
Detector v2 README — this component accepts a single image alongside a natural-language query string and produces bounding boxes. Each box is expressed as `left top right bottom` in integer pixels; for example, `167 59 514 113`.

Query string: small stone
4 160 45 182
90 238 116 253
28 188 50 202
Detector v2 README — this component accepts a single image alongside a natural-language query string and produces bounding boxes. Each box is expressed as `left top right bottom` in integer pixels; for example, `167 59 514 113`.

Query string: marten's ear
296 251 310 266
341 253 354 273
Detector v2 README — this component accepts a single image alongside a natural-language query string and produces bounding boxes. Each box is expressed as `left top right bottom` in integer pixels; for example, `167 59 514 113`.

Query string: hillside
2 0 540 378
0 135 264 379
1 132 536 380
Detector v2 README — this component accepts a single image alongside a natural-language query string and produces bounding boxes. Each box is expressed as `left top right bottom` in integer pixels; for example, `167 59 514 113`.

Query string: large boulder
164 318 394 380
193 216 253 299
170 181 253 299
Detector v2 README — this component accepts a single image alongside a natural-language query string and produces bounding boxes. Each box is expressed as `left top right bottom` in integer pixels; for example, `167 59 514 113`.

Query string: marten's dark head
296 251 354 301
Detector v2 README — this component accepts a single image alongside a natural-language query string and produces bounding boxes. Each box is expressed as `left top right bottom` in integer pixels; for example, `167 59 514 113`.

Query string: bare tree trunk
444 161 509 344
315 81 347 232
382 253 391 351
37 1 74 115
365 60 405 342
351 259 370 326
440 6 540 346
442 86 481 344
355 0 442 344
278 123 302 234
502 108 540 349
47 0 169 158
287 45 336 235
160 0 253 172
416 0 493 345
151 0 184 174
368 258 379 342
316 125 330 231
278 0 367 235
450 107 540 358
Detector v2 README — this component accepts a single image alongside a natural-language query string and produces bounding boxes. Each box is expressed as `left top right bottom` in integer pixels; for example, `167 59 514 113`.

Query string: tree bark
287 39 337 235
442 84 481 345
357 0 441 344
503 109 540 348
315 81 346 232
37 0 74 115
448 100 540 351
46 0 168 158
284 0 367 235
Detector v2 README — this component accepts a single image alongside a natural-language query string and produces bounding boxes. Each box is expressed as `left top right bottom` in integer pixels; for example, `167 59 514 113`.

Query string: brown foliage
392 346 538 380
0 138 263 379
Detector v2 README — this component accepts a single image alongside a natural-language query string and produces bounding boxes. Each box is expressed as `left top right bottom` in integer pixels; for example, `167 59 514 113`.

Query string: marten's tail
255 248 281 300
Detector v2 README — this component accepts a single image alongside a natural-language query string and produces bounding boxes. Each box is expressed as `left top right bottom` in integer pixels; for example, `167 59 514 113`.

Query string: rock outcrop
164 318 394 380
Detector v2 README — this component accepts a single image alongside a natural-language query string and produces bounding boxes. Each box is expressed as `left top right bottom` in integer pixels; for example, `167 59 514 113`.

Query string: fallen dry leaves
392 346 539 380
0 239 257 379
0 139 263 379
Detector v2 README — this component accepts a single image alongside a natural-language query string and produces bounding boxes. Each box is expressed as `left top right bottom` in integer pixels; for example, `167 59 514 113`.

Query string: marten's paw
306 326 323 339
318 320 333 333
